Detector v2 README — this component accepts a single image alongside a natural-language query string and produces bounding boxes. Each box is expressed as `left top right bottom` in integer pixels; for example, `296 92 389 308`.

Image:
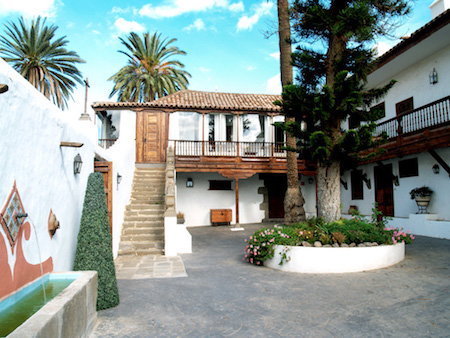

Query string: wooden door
94 161 113 238
374 164 394 217
266 174 286 219
136 110 168 163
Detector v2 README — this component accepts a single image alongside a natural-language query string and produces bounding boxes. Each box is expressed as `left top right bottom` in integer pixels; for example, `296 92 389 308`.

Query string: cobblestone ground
91 224 450 338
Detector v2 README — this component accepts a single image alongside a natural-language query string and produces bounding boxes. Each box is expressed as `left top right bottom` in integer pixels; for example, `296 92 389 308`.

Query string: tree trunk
316 161 341 222
277 0 306 224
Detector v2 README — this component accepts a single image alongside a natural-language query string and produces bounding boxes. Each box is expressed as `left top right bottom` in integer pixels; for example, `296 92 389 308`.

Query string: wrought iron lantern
186 178 194 188
432 164 440 174
73 153 83 174
429 68 438 85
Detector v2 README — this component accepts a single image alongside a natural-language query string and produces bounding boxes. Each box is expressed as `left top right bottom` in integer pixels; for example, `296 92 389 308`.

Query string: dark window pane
396 97 414 115
399 158 418 178
209 180 232 190
351 169 364 200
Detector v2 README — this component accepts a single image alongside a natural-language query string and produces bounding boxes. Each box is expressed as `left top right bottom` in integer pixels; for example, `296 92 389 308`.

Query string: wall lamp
362 173 371 189
117 173 122 185
186 178 194 188
73 153 83 174
432 164 440 174
0 84 8 94
429 68 438 85
308 177 314 184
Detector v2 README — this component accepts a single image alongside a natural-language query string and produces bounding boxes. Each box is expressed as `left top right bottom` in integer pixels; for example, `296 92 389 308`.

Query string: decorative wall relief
0 182 53 300
0 181 26 250
48 209 60 237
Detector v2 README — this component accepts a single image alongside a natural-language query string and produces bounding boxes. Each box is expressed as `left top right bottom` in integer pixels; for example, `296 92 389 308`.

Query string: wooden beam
60 142 84 148
235 178 239 226
429 149 450 177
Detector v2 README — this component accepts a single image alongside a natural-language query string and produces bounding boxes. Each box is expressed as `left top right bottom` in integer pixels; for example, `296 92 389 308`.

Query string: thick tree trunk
277 0 306 224
316 161 341 223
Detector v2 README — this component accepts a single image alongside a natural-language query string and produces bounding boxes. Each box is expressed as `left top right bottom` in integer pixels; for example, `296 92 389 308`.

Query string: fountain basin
0 271 97 338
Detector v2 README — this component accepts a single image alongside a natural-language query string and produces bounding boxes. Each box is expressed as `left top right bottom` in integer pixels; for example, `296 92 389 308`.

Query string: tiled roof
375 8 450 69
92 90 282 112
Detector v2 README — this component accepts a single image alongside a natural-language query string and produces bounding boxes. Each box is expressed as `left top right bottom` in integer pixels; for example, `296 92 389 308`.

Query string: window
209 180 232 190
370 102 386 119
225 115 234 142
348 115 361 129
351 170 364 200
399 158 418 178
396 97 414 116
241 114 265 141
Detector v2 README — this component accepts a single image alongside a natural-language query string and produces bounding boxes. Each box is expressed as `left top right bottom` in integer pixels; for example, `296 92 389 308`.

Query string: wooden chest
210 209 232 226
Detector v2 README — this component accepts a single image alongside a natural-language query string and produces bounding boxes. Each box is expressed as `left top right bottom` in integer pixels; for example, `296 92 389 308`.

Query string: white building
340 5 450 239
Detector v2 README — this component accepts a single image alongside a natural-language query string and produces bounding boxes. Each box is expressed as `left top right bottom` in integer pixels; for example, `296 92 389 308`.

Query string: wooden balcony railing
375 96 450 139
98 138 117 149
173 140 287 158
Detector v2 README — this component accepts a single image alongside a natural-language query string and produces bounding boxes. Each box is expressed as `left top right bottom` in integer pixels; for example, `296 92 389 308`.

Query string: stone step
121 233 164 242
124 210 164 217
118 248 164 256
131 191 164 198
122 227 164 236
122 220 163 228
124 215 164 222
126 204 165 211
119 240 164 251
134 172 165 178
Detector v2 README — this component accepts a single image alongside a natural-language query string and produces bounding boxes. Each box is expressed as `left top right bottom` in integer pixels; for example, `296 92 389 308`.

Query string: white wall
369 46 450 121
341 149 450 220
96 110 136 257
0 59 95 271
176 172 317 226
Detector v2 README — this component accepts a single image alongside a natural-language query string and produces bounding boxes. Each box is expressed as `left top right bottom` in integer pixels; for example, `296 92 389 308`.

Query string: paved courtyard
91 223 450 337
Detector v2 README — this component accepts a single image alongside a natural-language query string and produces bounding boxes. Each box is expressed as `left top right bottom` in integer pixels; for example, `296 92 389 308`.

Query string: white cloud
92 30 101 35
110 6 138 15
114 18 146 35
199 67 211 73
269 52 280 60
237 1 274 31
247 66 256 71
266 74 281 94
229 1 244 12
0 0 56 17
183 18 206 32
139 0 239 19
373 41 392 57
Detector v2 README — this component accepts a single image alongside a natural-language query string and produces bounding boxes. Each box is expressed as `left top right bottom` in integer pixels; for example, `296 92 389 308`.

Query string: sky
0 0 435 119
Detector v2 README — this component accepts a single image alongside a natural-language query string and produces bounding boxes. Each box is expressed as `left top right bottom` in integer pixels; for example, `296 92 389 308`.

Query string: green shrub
74 172 119 310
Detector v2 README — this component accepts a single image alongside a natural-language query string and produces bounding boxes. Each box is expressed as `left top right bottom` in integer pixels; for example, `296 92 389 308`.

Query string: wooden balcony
98 138 117 149
173 140 315 176
364 96 450 163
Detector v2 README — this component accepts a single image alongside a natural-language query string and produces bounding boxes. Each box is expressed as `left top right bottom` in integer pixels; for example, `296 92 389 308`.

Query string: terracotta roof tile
92 90 281 112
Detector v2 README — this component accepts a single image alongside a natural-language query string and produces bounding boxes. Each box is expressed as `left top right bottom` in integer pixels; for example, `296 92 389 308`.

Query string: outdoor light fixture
308 177 314 184
117 173 122 185
186 178 193 188
73 153 83 174
432 164 440 174
429 68 438 85
0 84 8 94
362 173 372 189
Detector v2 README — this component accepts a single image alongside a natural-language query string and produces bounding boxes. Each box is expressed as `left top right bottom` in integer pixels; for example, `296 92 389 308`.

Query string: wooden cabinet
211 209 232 226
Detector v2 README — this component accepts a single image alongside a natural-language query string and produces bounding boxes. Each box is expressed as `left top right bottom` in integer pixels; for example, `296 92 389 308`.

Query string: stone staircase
118 166 165 256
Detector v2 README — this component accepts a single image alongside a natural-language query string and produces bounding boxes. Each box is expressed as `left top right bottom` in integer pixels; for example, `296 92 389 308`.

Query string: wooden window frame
209 180 232 191
399 158 419 178
351 169 364 200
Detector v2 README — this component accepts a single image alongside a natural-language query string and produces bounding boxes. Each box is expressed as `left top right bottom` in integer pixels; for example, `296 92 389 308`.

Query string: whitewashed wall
95 110 136 257
0 59 95 271
368 46 450 121
341 148 450 220
176 172 317 226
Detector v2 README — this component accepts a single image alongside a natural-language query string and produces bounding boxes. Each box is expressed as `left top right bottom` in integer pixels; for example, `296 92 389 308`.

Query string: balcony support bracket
429 149 450 178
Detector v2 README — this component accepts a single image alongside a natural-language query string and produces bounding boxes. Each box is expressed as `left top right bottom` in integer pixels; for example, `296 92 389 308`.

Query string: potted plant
410 186 433 213
177 211 185 224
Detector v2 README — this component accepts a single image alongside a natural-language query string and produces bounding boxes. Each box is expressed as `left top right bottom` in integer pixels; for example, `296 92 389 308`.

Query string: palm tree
109 32 191 102
0 16 85 110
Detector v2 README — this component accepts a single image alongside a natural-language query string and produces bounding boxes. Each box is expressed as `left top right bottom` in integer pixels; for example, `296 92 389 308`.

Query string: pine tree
280 0 410 222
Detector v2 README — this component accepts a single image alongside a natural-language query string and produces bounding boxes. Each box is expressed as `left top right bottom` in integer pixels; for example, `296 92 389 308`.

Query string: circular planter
414 196 431 214
264 242 405 273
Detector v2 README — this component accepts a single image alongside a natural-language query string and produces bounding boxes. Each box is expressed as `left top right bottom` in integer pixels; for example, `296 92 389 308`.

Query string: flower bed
244 209 414 271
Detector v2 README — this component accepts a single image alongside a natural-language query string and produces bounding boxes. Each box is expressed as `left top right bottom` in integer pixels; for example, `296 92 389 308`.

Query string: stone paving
92 223 450 337
114 255 187 279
